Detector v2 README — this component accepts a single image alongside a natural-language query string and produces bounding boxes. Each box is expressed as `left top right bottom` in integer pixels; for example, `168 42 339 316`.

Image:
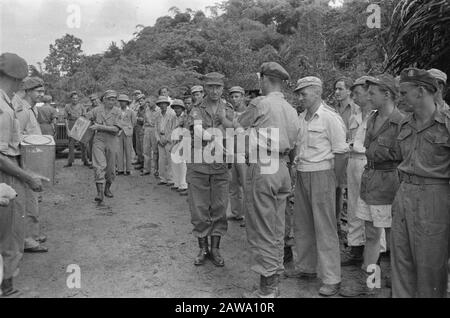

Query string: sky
0 0 218 66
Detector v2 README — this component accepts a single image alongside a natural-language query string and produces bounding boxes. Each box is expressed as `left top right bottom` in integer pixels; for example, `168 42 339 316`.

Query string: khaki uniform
0 89 26 280
294 102 347 284
238 92 300 277
64 103 88 164
117 107 136 173
134 106 145 164
143 106 161 174
392 109 450 298
85 106 121 184
187 99 230 238
37 104 57 136
156 110 176 183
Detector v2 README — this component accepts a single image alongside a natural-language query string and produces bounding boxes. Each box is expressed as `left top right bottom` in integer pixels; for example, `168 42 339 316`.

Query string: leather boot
243 275 280 298
104 182 114 198
95 183 104 202
210 236 224 267
194 237 209 266
341 246 364 266
1 278 19 297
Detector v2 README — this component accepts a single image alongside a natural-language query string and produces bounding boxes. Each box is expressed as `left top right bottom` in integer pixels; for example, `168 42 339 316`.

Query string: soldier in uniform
187 72 230 268
142 97 161 177
183 95 194 114
37 95 57 136
85 93 102 167
0 52 43 296
221 63 300 297
392 68 450 298
64 91 89 168
117 94 136 176
427 68 449 112
191 85 204 108
133 94 146 171
85 90 121 204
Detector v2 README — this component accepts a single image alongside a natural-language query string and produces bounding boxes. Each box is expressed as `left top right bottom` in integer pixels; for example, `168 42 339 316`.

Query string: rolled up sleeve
327 115 349 154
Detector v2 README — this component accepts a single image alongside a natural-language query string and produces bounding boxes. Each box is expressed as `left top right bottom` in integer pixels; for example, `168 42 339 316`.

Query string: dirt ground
14 158 392 298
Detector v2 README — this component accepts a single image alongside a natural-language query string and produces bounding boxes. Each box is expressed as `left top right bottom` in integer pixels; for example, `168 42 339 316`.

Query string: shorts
355 197 392 228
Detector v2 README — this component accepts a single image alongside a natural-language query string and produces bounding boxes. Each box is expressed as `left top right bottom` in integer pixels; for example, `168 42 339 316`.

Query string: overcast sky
0 0 218 66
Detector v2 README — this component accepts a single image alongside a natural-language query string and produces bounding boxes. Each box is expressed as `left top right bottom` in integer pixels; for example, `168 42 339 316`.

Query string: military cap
294 76 322 92
133 90 142 95
117 94 131 103
69 91 78 97
427 68 447 84
350 76 377 90
21 77 44 90
135 93 146 101
89 93 99 100
103 90 118 99
229 86 245 95
366 74 399 96
171 99 186 109
260 62 290 81
399 68 438 93
203 72 225 86
42 95 52 103
155 95 171 105
191 85 204 94
0 52 28 80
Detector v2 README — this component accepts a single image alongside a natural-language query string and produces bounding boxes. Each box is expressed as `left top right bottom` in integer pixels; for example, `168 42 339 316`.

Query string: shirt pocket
422 132 450 165
307 126 325 149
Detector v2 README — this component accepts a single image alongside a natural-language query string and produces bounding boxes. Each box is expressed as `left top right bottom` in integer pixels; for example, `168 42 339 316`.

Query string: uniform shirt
0 89 21 157
85 105 121 137
12 94 42 135
349 111 372 156
37 104 57 125
136 105 145 126
336 100 360 136
143 106 161 128
238 93 300 155
118 107 137 137
397 109 450 180
360 107 405 205
156 110 176 143
64 102 85 128
296 102 348 172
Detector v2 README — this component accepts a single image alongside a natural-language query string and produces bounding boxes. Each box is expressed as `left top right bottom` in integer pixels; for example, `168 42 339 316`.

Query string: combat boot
341 246 364 266
1 278 19 297
104 182 114 198
194 237 209 266
243 274 280 298
95 183 104 202
210 236 224 267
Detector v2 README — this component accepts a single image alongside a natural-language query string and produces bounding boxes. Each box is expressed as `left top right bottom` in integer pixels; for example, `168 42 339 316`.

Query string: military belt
400 172 450 185
366 161 399 171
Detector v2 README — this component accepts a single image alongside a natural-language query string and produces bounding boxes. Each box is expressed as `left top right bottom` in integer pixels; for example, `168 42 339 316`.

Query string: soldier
64 91 89 168
85 90 121 204
227 86 247 226
85 93 102 167
427 68 449 112
142 97 161 177
155 96 176 185
130 90 142 160
0 52 43 296
37 95 57 136
392 68 450 298
289 76 347 297
12 77 49 253
169 99 188 195
191 85 204 107
117 94 136 176
183 95 194 114
186 72 230 268
133 94 146 171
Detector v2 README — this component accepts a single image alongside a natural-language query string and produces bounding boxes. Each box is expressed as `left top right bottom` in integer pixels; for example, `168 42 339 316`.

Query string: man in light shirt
288 76 348 297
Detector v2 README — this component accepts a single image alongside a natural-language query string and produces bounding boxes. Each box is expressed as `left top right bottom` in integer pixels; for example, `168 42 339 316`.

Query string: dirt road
15 159 391 298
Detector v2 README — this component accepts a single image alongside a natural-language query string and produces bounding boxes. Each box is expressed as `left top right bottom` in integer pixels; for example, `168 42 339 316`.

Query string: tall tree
44 34 83 76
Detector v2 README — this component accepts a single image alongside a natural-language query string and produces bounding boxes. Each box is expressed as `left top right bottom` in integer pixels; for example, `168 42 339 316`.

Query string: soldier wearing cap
183 94 194 114
132 93 146 170
287 76 347 297
220 62 300 297
116 94 136 176
12 77 49 254
191 85 204 107
169 99 188 195
0 52 44 296
85 90 122 203
155 96 176 185
227 86 247 225
428 68 449 112
130 90 142 159
185 72 230 269
84 93 102 165
391 68 450 298
37 95 57 136
142 96 161 177
64 90 90 168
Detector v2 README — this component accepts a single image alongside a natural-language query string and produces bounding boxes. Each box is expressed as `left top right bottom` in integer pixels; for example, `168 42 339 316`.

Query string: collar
370 107 404 125
405 107 448 126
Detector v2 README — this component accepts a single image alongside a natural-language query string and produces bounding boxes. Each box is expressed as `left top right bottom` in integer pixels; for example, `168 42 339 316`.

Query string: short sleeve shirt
0 90 21 157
